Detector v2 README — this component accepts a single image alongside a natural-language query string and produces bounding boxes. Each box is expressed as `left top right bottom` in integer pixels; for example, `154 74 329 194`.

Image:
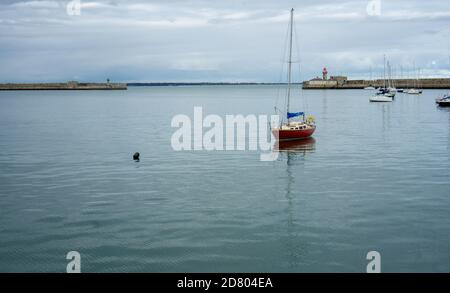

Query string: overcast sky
0 0 449 82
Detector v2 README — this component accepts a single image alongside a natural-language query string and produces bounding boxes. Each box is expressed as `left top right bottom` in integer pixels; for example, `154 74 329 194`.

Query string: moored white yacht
436 95 450 107
406 88 420 94
387 87 397 93
370 93 393 102
385 90 396 98
370 55 394 102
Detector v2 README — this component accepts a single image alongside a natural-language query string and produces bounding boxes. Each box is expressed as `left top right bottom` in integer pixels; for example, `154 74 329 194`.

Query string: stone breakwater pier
0 81 127 90
303 76 450 89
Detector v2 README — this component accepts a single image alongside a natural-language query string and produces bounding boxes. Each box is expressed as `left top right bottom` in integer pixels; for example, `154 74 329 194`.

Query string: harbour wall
303 78 450 89
0 82 127 90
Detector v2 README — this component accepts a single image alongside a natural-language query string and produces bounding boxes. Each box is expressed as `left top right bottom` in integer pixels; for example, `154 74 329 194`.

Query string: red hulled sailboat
271 8 316 141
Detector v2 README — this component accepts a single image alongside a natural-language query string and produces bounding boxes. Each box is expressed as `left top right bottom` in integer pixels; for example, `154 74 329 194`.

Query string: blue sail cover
287 112 304 119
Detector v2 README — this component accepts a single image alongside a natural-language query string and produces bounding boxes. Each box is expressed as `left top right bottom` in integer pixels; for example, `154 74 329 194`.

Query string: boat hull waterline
406 89 421 95
438 101 450 107
436 95 450 107
272 127 316 141
370 95 393 102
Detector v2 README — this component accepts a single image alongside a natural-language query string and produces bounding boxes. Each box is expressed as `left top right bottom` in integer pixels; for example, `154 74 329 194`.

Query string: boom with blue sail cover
287 112 304 119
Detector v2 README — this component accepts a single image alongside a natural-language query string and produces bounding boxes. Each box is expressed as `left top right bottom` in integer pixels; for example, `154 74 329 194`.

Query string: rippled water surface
0 86 449 272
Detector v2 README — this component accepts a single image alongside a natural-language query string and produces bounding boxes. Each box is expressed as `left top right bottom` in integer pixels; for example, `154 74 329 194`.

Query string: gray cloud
0 0 449 82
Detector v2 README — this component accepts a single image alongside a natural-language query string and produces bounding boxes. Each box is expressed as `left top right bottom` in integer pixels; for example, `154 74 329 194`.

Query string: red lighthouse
322 67 328 80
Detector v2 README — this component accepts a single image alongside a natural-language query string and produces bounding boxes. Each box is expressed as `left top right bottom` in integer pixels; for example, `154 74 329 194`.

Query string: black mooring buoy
133 152 140 161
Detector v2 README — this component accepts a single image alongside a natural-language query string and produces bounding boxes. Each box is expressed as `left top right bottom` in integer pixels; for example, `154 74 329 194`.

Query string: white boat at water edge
388 87 397 93
406 88 421 94
369 54 395 102
405 63 423 95
436 95 450 107
364 86 375 90
370 95 393 102
385 91 395 98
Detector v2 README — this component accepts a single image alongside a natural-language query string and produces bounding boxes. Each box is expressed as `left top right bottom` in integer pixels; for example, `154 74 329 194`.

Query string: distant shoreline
2 79 450 90
0 82 298 91
0 82 127 91
127 82 297 86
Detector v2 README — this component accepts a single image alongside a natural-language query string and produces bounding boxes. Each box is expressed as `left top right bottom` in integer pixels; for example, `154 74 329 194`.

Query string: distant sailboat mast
387 61 393 89
383 54 386 89
286 8 294 123
413 61 417 88
387 60 391 88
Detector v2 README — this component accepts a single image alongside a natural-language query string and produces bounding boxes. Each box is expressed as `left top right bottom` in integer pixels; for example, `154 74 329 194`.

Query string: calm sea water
0 86 449 272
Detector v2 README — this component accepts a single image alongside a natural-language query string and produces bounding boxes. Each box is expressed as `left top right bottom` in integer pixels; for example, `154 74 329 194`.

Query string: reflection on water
277 137 316 154
321 90 328 118
1 87 450 272
278 138 316 270
275 137 316 165
438 106 450 152
380 103 391 136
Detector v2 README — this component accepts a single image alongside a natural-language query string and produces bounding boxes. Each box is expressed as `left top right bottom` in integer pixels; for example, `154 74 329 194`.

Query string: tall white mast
387 60 391 88
413 61 417 88
383 54 386 89
286 8 294 122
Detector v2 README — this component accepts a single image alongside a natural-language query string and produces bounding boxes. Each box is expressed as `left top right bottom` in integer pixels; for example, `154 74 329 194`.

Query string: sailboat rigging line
286 8 294 121
292 13 308 114
275 14 291 125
